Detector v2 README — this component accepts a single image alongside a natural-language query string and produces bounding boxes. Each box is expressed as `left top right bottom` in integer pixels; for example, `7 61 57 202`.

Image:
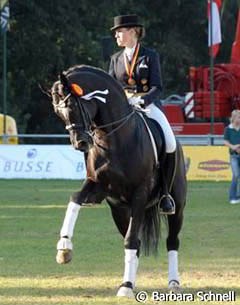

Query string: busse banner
0 145 86 179
183 146 231 181
0 145 232 181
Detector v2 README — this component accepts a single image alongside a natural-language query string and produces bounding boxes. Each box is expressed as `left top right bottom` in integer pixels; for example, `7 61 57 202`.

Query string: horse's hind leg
56 179 105 264
166 143 186 290
166 211 184 291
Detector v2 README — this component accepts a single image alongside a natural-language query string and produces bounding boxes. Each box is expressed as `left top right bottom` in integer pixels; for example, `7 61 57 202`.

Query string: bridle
52 91 135 139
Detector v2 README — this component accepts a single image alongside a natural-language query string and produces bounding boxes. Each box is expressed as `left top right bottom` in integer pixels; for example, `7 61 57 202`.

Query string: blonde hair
230 109 240 124
133 26 145 40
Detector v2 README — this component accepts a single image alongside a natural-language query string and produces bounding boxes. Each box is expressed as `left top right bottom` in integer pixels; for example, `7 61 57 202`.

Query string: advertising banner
0 145 232 181
0 145 86 179
183 146 231 181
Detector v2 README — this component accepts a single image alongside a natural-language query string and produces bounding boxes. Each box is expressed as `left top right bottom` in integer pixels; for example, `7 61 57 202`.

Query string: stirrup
159 194 176 215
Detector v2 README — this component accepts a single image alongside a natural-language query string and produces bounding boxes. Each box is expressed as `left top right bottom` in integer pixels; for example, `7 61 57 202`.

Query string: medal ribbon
124 43 140 81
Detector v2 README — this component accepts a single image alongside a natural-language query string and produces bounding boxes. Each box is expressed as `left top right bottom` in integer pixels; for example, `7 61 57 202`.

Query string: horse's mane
64 65 127 100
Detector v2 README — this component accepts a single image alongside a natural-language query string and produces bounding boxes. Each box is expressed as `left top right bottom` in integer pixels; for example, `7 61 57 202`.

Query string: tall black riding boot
159 151 177 215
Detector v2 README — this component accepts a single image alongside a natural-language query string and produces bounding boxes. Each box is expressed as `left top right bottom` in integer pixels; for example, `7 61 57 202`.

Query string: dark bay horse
51 65 187 298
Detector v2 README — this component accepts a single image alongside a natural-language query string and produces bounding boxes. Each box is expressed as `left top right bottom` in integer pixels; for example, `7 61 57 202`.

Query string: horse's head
51 71 98 152
51 65 131 152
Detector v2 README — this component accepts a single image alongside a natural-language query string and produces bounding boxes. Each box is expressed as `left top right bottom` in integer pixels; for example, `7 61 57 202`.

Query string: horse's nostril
79 140 87 146
74 140 89 152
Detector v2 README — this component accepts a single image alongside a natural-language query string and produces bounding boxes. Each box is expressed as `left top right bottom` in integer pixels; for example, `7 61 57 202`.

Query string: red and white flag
208 0 222 57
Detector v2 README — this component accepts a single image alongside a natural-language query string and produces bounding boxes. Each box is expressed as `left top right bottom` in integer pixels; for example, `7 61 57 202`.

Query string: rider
109 14 176 215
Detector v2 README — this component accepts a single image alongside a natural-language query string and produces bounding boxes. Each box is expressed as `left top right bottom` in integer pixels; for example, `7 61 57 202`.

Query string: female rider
109 14 176 214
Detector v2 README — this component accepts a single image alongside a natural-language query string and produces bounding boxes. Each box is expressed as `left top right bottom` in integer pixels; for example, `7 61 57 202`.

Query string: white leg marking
117 249 139 298
168 250 180 285
123 249 139 286
60 201 81 239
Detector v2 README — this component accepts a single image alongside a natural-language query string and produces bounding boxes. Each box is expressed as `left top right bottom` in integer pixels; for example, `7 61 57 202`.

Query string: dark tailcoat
109 45 163 105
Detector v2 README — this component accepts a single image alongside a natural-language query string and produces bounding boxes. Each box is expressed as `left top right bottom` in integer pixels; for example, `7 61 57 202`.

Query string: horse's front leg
56 179 105 264
117 187 148 298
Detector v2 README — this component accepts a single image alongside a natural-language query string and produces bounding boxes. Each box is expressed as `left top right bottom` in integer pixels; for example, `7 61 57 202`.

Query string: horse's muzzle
74 140 91 152
72 132 93 152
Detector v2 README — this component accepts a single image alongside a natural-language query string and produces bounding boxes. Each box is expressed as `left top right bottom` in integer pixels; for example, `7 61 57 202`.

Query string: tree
0 0 238 138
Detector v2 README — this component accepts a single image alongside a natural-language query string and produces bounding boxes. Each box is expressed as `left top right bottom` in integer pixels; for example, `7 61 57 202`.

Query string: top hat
110 14 143 31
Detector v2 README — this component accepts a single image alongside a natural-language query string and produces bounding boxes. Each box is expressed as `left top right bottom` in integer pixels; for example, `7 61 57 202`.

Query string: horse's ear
38 83 52 98
59 72 69 88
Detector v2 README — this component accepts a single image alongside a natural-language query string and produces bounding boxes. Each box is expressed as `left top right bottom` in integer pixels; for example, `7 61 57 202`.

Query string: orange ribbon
124 43 140 84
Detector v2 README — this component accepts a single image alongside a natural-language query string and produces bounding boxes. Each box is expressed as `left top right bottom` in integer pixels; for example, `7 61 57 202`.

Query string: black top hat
110 14 143 31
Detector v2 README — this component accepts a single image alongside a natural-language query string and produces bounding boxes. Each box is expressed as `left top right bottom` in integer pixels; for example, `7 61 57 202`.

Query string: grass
0 180 239 305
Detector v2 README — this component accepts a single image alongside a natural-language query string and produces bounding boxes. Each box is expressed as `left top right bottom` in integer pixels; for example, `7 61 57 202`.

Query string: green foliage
0 1 239 135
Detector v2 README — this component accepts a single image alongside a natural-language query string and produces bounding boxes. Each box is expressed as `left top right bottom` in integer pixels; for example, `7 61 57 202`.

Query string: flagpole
210 0 215 145
2 28 7 143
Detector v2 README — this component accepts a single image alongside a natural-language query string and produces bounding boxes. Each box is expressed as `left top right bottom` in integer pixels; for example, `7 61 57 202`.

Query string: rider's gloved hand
128 96 144 106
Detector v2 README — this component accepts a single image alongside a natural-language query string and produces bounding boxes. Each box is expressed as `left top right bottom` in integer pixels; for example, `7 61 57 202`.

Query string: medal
143 85 149 92
141 78 148 85
128 78 136 86
124 43 140 86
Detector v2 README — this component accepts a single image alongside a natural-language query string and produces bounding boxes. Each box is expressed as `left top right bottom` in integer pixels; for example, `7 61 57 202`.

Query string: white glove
128 96 144 106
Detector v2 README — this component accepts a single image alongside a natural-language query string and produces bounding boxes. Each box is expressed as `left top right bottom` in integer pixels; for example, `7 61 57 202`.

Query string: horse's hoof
56 237 73 264
56 249 72 264
116 286 134 298
168 280 181 293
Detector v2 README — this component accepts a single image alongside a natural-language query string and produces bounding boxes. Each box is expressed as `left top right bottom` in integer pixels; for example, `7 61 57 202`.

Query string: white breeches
146 103 176 153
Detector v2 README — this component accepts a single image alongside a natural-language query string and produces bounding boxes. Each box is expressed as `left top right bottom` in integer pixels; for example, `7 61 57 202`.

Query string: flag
1 0 10 32
208 0 222 58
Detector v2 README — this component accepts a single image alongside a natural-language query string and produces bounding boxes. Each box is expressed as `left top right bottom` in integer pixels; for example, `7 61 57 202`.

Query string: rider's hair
133 26 145 40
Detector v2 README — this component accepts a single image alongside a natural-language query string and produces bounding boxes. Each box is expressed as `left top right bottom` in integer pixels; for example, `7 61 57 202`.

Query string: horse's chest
87 155 124 185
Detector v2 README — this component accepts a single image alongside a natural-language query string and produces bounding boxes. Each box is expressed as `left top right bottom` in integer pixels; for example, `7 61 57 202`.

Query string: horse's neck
97 90 129 123
95 96 136 146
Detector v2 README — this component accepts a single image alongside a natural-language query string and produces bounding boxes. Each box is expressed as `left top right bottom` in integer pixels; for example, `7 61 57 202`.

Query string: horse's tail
141 205 163 256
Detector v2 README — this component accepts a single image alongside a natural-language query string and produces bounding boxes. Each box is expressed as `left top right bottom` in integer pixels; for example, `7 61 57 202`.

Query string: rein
53 92 135 138
94 110 135 138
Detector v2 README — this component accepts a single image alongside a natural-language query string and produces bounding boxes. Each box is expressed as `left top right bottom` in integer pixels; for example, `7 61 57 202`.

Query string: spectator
224 109 240 204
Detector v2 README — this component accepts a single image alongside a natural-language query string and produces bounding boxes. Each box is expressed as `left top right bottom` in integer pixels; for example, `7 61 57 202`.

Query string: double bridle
52 91 135 138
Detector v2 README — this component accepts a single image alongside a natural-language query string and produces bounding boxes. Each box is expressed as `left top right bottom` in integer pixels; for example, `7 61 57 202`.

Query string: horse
50 65 187 298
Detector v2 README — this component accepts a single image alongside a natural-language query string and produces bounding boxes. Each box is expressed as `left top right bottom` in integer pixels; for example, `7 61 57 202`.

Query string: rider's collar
124 43 138 61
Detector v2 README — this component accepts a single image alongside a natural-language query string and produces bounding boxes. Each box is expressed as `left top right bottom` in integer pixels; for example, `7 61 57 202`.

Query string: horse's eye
66 100 74 108
69 100 78 107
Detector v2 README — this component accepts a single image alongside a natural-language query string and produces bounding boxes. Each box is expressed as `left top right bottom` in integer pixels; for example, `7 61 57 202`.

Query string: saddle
129 90 176 212
135 108 166 166
135 107 176 213
126 89 165 164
